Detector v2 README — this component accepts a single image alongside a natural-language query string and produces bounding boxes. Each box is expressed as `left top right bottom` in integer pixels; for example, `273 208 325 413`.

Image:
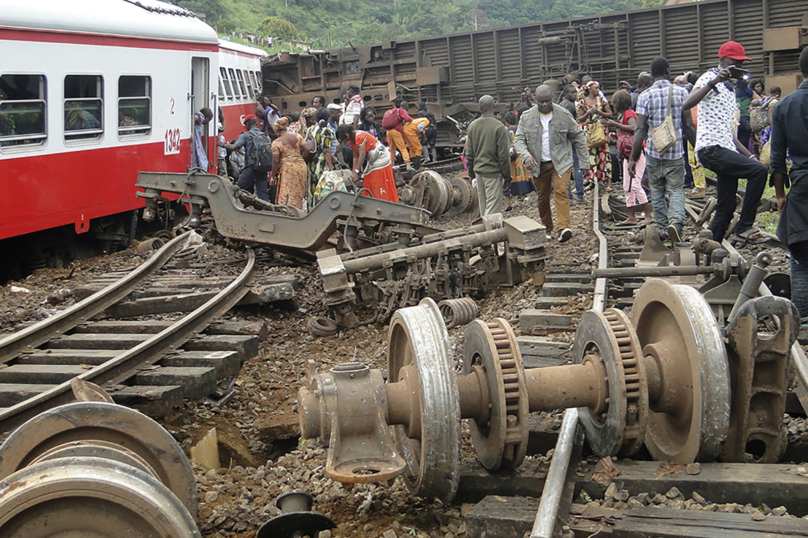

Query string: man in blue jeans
683 41 768 244
629 57 695 242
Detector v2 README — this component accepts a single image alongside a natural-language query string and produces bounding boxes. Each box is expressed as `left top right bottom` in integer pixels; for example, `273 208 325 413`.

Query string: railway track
520 186 808 537
289 177 808 537
0 231 267 435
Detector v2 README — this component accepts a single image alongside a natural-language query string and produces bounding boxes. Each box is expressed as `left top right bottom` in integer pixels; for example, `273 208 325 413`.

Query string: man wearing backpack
383 101 414 170
225 115 272 202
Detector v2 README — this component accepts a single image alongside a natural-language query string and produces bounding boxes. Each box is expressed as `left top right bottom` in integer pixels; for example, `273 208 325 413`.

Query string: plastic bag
315 170 352 200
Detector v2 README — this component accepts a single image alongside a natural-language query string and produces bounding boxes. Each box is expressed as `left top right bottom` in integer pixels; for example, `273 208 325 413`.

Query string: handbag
649 84 677 154
750 100 771 132
616 114 634 159
759 141 771 165
586 120 607 148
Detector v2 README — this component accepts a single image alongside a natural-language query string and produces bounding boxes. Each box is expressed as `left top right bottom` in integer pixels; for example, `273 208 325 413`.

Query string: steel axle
299 280 797 502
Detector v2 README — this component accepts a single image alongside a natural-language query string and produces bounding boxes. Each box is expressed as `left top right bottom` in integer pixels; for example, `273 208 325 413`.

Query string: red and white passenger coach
0 0 227 277
217 39 267 143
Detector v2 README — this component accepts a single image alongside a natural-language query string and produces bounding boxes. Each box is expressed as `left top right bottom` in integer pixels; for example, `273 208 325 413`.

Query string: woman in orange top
336 124 399 203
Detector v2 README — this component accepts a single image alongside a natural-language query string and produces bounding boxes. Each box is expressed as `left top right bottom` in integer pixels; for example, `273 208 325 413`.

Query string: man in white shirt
515 85 589 243
683 41 768 244
341 84 363 128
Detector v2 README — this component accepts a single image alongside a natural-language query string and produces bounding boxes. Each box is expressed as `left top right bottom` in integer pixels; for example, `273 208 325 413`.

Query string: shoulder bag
586 120 607 148
649 84 677 154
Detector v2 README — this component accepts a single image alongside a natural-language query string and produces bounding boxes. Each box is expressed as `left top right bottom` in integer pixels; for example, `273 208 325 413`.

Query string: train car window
253 71 262 94
244 70 254 101
247 71 257 100
218 76 225 101
220 67 233 100
0 74 47 148
118 76 151 136
64 74 103 141
234 69 247 99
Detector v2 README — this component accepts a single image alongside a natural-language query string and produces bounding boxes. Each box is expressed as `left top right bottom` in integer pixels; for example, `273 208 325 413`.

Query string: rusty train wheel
387 298 460 503
445 176 473 217
0 457 199 538
463 318 529 471
573 310 630 458
632 279 730 463
0 402 197 516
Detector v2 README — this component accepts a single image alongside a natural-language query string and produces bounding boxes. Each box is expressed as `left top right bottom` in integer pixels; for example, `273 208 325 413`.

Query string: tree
259 17 299 41
217 18 237 34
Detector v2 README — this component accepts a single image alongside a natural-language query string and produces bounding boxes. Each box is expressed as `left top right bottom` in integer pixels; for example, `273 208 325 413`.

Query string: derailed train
0 0 265 280
261 0 807 147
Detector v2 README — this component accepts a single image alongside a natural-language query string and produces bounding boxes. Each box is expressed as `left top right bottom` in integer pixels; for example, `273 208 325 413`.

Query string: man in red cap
683 41 768 245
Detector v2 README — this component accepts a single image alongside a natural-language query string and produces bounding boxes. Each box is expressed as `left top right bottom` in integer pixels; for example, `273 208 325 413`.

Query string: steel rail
0 231 194 364
531 184 608 538
0 249 256 434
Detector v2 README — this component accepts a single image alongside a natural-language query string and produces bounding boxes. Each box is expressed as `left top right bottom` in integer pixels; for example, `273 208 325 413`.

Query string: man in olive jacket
464 95 512 216
515 85 589 242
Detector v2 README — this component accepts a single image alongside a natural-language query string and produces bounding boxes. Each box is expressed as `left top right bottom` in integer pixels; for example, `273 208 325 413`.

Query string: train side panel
0 34 217 241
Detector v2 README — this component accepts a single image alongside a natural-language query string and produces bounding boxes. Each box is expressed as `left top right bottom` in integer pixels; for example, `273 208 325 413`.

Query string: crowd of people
209 87 437 211
463 40 793 251
201 40 808 321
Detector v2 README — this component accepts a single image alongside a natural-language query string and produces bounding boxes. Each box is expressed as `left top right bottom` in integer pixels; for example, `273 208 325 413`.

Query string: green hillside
172 0 663 51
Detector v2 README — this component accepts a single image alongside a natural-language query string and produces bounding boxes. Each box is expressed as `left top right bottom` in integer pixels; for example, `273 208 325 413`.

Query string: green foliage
171 0 666 49
259 16 299 41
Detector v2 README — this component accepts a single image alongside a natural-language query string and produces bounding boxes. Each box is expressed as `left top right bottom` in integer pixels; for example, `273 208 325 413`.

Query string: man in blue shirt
629 57 695 242
224 115 269 202
773 47 808 319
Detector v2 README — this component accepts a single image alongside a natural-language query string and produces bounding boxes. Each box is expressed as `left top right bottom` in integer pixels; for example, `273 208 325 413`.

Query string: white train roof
219 38 269 58
0 0 218 44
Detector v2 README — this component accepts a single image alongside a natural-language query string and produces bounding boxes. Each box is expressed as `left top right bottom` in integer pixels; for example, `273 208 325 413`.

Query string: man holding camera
683 41 769 244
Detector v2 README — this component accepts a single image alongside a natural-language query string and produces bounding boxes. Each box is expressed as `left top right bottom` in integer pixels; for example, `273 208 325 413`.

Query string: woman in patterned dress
504 112 533 210
304 108 336 204
576 81 613 190
336 124 399 203
271 117 310 209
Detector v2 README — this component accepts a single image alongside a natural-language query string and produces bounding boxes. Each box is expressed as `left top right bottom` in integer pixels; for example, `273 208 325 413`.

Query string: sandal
731 228 769 245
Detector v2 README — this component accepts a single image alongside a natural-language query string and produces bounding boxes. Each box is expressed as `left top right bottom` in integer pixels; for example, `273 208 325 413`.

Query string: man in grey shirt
515 85 589 243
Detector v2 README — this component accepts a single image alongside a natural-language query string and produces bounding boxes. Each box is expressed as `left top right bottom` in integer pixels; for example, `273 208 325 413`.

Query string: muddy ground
0 180 798 537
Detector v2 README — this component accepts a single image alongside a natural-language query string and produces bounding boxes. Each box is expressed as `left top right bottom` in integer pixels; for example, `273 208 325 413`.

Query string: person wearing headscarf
271 117 310 209
576 80 613 190
335 124 398 203
305 107 336 204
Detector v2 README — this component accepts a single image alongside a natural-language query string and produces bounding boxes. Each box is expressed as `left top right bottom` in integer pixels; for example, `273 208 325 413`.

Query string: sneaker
559 228 572 243
667 224 681 244
546 232 553 241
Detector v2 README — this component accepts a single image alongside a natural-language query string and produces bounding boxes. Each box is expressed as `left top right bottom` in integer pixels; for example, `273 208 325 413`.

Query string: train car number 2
164 128 181 155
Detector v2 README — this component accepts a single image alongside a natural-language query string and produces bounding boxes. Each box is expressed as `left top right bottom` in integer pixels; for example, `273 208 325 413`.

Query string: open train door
190 56 212 172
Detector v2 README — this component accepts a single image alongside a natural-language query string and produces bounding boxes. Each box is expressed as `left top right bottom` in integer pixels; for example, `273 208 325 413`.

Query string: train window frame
236 68 247 99
227 67 243 101
0 73 48 149
64 74 103 142
220 67 234 101
252 71 262 94
117 75 151 137
244 70 254 102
